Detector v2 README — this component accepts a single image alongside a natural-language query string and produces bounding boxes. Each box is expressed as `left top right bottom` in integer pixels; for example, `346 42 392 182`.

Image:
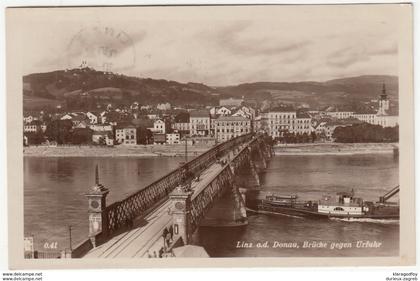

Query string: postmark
66 26 136 73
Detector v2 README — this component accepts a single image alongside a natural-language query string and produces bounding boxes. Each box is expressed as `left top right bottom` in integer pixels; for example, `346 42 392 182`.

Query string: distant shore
23 142 399 157
23 144 212 157
274 142 398 155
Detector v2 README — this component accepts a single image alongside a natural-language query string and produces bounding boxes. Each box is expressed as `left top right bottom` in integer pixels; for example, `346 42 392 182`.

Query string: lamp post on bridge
85 165 109 248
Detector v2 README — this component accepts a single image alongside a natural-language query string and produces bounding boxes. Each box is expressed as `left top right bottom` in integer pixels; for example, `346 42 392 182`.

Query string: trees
310 131 317 143
136 127 153 145
45 119 73 144
332 124 398 143
25 131 45 145
71 128 93 145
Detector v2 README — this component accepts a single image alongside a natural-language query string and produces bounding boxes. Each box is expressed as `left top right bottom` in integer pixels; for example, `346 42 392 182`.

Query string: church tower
378 83 390 115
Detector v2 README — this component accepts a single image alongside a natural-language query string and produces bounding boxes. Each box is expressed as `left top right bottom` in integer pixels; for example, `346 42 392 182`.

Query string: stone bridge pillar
239 187 247 203
169 186 192 245
249 158 260 186
256 145 267 169
85 165 109 248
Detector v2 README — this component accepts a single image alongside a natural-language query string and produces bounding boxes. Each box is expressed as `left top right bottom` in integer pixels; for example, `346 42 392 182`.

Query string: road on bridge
82 148 239 258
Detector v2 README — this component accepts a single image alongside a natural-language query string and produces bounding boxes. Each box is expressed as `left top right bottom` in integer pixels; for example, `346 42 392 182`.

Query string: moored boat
254 186 399 220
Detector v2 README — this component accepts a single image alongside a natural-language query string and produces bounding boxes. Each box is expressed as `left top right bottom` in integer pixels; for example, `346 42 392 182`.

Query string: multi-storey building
115 124 136 145
375 115 398 127
295 112 312 135
153 119 167 134
209 106 232 116
173 122 190 133
23 120 42 133
267 109 296 139
166 133 180 144
254 113 269 134
353 112 376 125
190 111 211 136
172 112 190 136
214 116 251 142
325 111 354 119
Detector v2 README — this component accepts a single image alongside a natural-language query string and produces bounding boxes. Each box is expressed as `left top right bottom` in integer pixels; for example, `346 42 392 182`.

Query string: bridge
66 133 273 258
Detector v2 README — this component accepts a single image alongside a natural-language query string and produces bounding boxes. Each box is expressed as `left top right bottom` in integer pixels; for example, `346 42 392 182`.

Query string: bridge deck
82 157 232 258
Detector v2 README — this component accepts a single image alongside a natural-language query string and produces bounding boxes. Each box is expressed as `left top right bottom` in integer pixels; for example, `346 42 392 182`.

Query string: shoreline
274 142 398 156
23 142 399 157
23 144 212 158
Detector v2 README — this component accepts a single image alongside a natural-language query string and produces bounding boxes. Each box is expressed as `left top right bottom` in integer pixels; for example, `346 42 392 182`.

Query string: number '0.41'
43 242 58 249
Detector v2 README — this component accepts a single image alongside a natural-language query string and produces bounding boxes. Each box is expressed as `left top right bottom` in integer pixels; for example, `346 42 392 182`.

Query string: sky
16 6 399 86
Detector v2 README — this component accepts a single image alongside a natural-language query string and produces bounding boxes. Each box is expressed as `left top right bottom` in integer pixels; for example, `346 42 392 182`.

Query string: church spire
380 83 387 100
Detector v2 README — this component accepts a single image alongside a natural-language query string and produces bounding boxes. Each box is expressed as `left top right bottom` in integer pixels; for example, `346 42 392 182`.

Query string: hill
217 75 398 108
22 68 398 111
23 68 218 111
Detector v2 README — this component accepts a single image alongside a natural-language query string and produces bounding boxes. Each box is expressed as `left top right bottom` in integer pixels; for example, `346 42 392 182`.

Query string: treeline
333 124 398 143
276 131 317 144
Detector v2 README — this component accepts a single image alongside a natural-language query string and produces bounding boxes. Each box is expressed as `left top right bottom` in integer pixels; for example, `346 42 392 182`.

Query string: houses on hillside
22 84 399 146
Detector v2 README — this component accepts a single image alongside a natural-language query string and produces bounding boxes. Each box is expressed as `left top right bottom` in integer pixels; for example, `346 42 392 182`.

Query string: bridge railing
105 133 255 236
188 136 265 234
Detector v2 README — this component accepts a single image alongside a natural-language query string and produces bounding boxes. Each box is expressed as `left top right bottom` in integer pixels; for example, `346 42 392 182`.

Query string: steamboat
252 185 399 219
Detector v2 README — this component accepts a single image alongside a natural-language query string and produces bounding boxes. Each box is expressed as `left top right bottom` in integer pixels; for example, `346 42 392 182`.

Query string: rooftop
296 111 311 118
269 106 296 113
190 111 210 118
116 122 136 129
216 116 249 121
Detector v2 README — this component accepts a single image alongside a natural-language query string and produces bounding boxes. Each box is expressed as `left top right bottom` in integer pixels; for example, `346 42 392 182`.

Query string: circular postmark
66 26 136 73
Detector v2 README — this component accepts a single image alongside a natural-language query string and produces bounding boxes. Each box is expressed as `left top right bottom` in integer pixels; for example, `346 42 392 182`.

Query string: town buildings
166 133 180 144
22 84 399 146
266 109 297 139
23 120 42 133
295 112 312 135
115 124 136 145
214 116 251 142
209 106 232 116
320 84 398 128
190 111 211 136
153 119 167 134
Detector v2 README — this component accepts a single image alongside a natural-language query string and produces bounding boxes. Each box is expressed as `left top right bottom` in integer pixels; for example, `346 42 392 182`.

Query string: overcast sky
17 6 399 86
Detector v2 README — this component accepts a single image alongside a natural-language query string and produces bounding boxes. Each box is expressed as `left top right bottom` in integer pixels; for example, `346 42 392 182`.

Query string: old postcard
6 4 414 269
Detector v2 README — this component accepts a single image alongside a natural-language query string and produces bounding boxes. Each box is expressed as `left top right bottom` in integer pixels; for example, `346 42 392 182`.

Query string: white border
0 0 418 280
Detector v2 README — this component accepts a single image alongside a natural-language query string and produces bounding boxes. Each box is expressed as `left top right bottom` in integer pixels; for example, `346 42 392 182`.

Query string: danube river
24 153 399 257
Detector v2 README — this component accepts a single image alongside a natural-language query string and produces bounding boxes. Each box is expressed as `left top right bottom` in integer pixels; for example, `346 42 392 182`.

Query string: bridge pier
237 187 247 217
256 145 267 169
169 186 193 245
249 159 260 187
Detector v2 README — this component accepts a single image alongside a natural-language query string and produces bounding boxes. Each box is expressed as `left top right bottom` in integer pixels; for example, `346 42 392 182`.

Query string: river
24 153 399 257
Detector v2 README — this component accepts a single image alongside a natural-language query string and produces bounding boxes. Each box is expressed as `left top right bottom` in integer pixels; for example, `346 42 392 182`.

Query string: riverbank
274 142 398 155
23 142 399 157
23 144 213 157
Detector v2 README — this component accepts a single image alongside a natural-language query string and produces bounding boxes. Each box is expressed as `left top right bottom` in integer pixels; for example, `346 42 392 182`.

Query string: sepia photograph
5 3 415 269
